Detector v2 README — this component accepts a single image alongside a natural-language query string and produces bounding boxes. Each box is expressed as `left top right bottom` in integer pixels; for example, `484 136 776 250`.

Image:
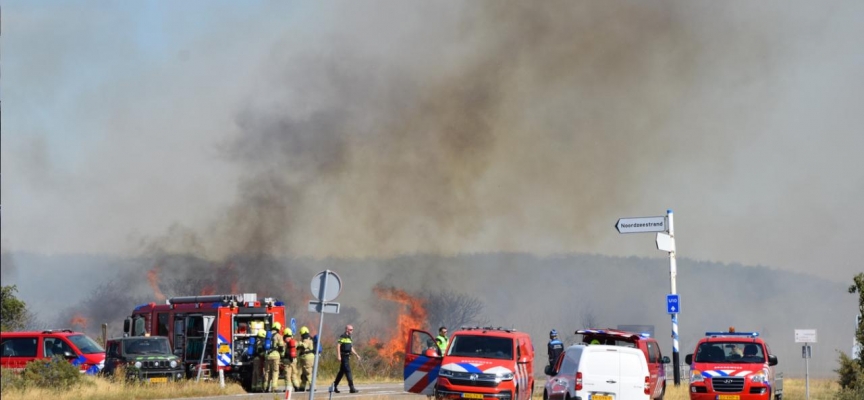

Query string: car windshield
123 338 171 355
695 341 764 363
448 335 513 360
67 334 105 354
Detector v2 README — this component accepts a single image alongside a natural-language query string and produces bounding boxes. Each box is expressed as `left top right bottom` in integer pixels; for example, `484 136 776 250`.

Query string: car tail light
644 376 650 395
575 372 582 391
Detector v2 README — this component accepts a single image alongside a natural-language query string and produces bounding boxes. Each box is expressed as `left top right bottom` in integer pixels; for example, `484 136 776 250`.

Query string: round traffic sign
310 270 342 302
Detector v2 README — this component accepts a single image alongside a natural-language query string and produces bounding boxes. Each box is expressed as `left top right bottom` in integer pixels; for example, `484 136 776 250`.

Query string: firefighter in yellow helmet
263 322 285 392
252 329 267 391
295 326 315 392
281 327 298 391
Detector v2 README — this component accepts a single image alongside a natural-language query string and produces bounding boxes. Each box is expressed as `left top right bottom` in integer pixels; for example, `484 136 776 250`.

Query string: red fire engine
123 293 287 390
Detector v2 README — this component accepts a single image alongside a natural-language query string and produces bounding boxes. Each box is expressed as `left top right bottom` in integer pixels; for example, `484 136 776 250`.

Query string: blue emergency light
705 331 759 337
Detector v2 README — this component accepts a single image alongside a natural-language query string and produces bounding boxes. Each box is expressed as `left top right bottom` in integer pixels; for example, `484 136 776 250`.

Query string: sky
2 0 864 283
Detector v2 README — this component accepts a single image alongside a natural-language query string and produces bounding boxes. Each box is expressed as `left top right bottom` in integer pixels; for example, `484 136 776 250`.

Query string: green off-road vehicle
103 336 185 383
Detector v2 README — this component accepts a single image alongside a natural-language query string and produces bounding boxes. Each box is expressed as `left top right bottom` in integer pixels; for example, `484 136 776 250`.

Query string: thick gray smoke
3 0 863 379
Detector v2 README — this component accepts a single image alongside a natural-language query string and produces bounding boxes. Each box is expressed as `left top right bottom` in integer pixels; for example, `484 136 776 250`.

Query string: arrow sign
615 216 667 234
666 294 680 314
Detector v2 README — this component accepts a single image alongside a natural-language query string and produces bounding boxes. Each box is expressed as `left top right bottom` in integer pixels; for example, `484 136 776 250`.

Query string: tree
849 273 864 368
837 273 864 392
1 285 29 331
424 289 488 331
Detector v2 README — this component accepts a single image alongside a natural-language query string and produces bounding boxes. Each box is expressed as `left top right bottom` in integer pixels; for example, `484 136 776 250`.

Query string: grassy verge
0 374 246 400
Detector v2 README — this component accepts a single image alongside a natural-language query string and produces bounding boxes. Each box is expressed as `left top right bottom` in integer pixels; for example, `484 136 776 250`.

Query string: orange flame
70 313 89 331
373 286 427 364
147 266 166 302
200 285 216 295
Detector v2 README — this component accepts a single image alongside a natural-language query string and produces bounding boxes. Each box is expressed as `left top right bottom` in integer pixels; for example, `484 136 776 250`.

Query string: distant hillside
2 251 855 378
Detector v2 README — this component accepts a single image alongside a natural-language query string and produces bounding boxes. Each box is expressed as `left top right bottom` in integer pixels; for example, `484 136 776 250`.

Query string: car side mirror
544 365 556 376
123 318 131 334
768 355 778 366
662 356 671 364
685 354 693 365
63 351 77 359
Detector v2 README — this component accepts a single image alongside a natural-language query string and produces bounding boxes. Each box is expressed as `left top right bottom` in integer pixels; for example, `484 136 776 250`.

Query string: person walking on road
547 329 564 367
333 324 361 393
296 326 315 392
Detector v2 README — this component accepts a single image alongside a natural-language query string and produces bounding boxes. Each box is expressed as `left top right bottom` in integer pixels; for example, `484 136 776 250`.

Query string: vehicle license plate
717 396 740 400
461 393 483 399
149 376 168 383
591 395 612 400
219 344 230 353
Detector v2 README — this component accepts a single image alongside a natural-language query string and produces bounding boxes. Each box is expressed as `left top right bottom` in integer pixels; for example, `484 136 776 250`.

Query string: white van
543 344 650 400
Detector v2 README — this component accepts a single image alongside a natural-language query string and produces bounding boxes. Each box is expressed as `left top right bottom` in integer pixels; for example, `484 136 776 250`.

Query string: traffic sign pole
667 209 680 386
308 270 329 400
616 209 680 385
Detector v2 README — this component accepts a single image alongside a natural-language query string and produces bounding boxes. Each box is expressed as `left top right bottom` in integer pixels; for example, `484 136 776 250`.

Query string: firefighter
264 322 285 392
547 329 564 367
333 324 361 393
435 326 449 356
281 327 298 391
252 329 267 391
295 326 315 392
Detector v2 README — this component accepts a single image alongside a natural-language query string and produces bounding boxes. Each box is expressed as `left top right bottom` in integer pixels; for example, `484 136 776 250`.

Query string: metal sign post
308 270 342 400
615 209 680 385
795 329 817 400
197 315 215 382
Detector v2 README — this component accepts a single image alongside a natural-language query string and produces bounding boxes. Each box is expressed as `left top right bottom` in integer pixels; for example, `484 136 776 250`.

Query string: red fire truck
123 293 287 390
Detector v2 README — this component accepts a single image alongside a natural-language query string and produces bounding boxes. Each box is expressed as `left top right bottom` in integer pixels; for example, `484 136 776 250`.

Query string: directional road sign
795 329 817 343
615 216 667 234
666 294 680 314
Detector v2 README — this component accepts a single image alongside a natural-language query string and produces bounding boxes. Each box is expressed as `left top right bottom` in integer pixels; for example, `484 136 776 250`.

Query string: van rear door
618 350 649 399
403 329 441 395
580 347 619 397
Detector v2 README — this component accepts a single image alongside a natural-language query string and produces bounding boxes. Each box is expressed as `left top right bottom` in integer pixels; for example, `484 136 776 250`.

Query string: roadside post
616 209 680 385
795 329 817 399
308 270 342 400
196 315 215 382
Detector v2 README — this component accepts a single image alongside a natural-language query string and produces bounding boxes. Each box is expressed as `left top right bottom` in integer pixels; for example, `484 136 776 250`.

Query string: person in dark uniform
333 324 361 393
547 329 564 367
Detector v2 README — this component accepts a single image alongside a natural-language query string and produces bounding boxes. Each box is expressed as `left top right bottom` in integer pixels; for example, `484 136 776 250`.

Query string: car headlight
690 370 704 383
750 371 768 383
134 361 142 369
438 369 454 378
495 372 514 381
170 360 178 368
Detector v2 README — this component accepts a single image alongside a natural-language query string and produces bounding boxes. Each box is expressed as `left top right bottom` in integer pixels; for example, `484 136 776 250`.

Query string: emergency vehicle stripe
703 370 752 378
405 357 439 393
455 363 483 373
217 334 231 367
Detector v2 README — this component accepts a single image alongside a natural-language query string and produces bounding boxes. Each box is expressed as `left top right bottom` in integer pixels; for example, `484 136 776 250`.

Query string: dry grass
1 374 247 400
529 378 840 400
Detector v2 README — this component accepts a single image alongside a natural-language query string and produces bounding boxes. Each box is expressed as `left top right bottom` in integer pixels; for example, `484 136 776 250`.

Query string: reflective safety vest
435 334 449 355
338 333 353 355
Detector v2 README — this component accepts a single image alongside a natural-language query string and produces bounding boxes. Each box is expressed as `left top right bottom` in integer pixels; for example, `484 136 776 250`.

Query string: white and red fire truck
123 293 287 390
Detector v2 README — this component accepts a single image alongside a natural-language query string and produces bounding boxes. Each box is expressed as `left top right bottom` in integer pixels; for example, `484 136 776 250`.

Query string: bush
19 356 89 391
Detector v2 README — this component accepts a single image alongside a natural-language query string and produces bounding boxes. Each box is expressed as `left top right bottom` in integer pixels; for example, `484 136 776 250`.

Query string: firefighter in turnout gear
295 326 315 392
333 324 361 393
281 327 298 391
264 322 285 393
252 329 266 391
435 326 449 356
547 329 564 367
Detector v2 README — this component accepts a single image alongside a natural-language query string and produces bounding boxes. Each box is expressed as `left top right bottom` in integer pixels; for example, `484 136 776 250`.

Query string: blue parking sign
666 294 680 314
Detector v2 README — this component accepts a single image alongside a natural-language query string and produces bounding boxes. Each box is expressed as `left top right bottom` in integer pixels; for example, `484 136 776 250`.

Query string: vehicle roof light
705 331 759 337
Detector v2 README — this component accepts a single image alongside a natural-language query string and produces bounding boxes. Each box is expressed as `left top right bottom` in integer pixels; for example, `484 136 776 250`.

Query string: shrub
19 356 89 391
